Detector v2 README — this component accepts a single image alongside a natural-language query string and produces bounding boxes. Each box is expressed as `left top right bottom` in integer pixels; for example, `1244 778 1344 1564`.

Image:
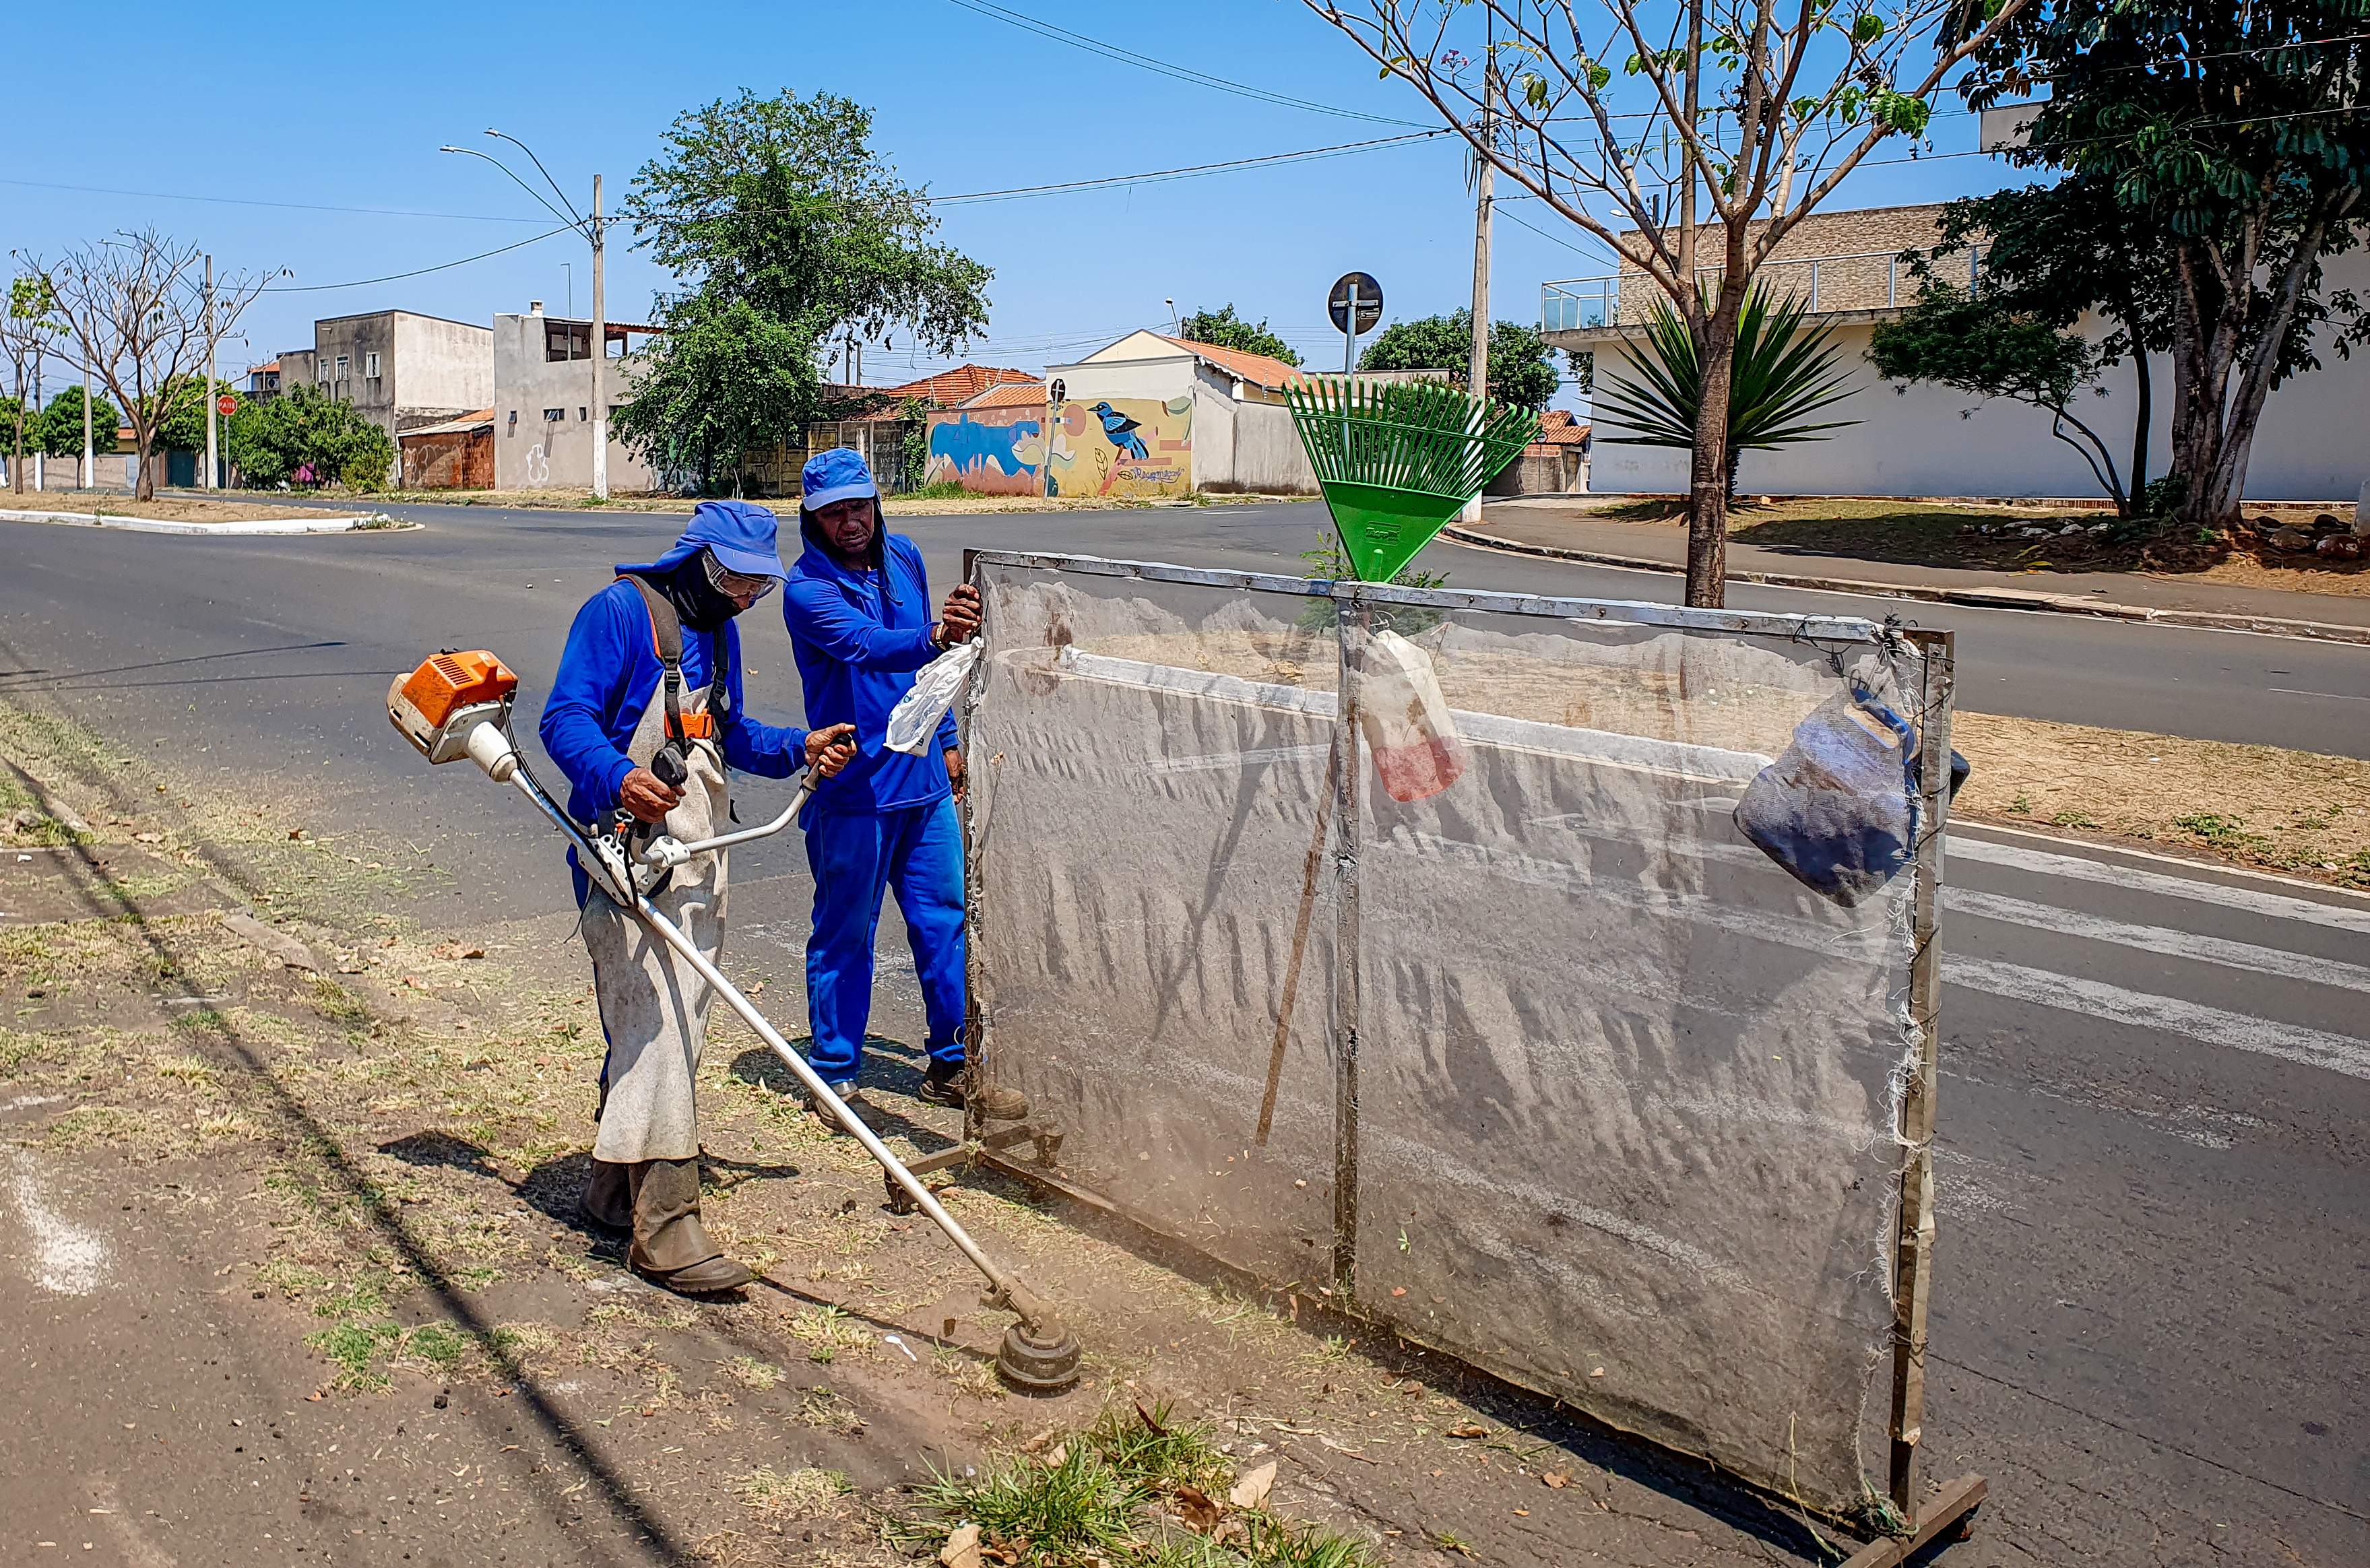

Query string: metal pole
1460 61 1496 525
1329 583 1365 1296
590 174 608 502
32 343 42 492
203 255 217 490
1340 282 1359 478
1888 627 1957 1520
82 354 93 490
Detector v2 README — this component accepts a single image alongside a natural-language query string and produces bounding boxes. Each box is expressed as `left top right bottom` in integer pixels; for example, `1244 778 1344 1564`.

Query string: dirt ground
0 700 1857 1568
1 494 387 525
1585 496 2370 597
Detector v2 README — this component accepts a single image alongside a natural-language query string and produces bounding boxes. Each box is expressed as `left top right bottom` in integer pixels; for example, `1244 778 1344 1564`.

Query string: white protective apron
581 676 730 1165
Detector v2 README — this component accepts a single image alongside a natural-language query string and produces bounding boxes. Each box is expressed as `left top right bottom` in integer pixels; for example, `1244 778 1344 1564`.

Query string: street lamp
440 131 611 500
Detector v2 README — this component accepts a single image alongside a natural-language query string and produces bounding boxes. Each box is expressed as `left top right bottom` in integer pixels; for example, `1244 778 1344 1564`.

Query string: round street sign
1328 271 1384 335
216 394 236 416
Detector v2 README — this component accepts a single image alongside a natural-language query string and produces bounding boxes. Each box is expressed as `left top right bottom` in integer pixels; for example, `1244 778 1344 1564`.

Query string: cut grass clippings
1953 713 2370 887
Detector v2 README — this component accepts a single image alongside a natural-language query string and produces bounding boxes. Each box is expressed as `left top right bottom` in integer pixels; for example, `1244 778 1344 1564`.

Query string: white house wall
1589 251 2370 503
491 311 655 492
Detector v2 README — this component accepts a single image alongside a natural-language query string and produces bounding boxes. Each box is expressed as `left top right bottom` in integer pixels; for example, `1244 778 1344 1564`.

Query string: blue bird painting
1090 401 1149 460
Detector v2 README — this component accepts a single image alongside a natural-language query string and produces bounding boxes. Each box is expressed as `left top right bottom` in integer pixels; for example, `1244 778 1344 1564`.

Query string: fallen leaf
287 828 305 840
1173 1484 1223 1532
1228 1460 1277 1511
1133 1398 1168 1436
1514 1508 1531 1516
1428 1469 1444 1478
1042 1443 1067 1468
1020 1428 1056 1453
133 832 164 845
1542 1470 1570 1489
1589 1367 1605 1378
1390 1286 1407 1297
938 1522 982 1568
1447 1423 1488 1439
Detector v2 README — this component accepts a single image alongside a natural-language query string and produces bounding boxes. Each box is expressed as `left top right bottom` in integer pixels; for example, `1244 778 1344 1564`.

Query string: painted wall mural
926 396 1192 498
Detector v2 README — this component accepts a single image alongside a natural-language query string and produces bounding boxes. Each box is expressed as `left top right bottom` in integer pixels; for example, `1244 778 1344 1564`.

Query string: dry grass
1954 713 2370 886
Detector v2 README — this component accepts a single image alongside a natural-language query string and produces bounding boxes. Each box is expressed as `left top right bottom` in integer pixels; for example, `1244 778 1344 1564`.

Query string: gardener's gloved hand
619 765 681 824
806 723 858 778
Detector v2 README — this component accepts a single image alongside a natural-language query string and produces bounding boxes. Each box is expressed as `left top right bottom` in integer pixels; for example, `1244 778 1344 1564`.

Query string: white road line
1945 886 2370 995
1950 835 2370 936
1945 957 2370 1081
2268 688 2370 701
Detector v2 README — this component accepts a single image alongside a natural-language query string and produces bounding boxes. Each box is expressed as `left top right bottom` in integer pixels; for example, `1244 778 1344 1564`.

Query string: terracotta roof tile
962 381 1052 410
879 364 1037 407
1157 335 1304 391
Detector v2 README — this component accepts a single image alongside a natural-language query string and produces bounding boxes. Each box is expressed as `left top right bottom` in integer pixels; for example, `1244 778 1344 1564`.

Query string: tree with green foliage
1594 285 1860 504
1303 0 2034 608
1357 309 1560 410
3 275 63 494
1966 0 2370 528
224 385 393 491
144 379 222 455
1871 285 2134 513
616 89 991 490
1907 179 2175 511
35 386 119 459
1177 304 1302 366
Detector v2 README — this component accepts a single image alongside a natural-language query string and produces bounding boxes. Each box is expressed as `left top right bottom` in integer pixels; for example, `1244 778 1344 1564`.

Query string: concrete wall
1225 401 1319 494
0 452 139 490
491 311 655 491
1589 250 2370 502
925 407 1048 495
391 313 494 425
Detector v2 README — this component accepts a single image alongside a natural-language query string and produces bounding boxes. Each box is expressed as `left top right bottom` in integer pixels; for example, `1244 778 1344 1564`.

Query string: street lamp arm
440 145 583 234
484 129 585 227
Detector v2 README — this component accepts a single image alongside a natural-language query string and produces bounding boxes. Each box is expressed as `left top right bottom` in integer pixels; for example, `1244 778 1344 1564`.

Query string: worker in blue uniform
540 500 854 1293
781 449 1027 1130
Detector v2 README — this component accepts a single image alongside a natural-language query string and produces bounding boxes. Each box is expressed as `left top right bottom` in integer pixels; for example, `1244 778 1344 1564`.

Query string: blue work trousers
803 799 966 1086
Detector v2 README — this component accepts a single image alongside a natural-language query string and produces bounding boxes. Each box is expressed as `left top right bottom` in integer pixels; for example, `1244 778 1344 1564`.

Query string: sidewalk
1462 500 2370 642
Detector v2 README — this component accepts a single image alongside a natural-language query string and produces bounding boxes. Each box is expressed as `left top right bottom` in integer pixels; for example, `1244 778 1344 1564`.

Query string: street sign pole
1328 271 1384 483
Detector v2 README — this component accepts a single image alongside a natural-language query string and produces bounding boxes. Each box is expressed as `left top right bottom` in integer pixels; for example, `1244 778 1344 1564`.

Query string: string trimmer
386 649 1082 1392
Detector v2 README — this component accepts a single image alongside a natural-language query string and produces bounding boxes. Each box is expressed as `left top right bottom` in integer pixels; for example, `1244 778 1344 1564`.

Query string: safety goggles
703 550 780 603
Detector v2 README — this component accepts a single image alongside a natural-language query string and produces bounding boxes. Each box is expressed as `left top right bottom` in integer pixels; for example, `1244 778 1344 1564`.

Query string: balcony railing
1542 245 1984 332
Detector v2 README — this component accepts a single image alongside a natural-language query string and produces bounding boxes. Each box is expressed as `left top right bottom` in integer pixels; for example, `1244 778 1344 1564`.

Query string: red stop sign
216 395 236 416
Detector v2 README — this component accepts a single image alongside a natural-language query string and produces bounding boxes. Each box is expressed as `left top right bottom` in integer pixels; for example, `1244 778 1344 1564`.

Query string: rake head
1283 377 1540 581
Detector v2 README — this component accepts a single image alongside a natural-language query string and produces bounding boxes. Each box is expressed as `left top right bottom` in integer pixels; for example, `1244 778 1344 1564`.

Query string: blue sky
12 0 2026 407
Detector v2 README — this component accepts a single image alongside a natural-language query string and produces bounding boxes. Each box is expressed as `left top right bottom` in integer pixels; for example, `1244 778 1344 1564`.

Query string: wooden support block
1838 1474 1987 1568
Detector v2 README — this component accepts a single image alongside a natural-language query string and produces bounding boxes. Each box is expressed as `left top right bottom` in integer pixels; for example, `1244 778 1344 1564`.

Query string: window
364 352 380 379
543 408 565 422
544 323 590 362
578 407 588 422
335 355 349 376
506 410 517 435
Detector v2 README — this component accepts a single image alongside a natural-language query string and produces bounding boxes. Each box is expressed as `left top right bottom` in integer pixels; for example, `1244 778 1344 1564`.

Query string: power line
0 175 544 224
926 131 1451 205
940 0 1427 127
261 226 575 293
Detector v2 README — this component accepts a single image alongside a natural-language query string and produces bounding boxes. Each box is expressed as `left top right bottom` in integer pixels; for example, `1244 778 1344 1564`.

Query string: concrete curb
1443 524 2370 647
0 505 408 536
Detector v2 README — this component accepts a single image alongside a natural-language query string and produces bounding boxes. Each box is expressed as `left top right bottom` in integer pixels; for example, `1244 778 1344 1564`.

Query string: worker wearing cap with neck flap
540 500 854 1294
781 449 1027 1130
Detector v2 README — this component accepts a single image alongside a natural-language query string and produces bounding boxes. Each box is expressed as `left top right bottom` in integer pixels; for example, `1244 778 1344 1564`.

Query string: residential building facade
1543 201 2370 502
490 303 662 491
277 311 494 468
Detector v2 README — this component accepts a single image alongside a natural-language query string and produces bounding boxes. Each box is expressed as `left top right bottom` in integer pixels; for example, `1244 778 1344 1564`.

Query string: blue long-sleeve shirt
538 578 810 828
781 531 958 816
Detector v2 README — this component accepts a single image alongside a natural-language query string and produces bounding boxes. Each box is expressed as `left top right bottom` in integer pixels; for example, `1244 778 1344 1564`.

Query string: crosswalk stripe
1950 835 2370 936
1945 887 2370 995
1944 956 2370 1081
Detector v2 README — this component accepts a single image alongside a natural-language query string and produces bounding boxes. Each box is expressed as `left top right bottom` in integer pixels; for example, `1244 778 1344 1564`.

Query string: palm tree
1593 284 1861 505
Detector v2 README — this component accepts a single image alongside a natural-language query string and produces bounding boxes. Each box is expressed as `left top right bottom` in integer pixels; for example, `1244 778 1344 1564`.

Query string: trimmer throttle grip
650 745 690 790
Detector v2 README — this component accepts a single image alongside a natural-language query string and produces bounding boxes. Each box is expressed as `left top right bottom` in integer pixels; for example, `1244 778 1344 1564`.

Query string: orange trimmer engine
389 650 518 764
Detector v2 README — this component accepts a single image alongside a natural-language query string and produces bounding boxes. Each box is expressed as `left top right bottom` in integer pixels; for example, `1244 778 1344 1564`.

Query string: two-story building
1543 201 2369 502
489 302 664 491
276 311 494 473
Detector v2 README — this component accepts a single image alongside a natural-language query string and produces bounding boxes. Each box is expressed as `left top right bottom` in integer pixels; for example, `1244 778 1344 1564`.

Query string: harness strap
616 574 730 741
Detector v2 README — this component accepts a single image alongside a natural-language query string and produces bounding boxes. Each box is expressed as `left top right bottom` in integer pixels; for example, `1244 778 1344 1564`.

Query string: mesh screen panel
966 557 1932 1516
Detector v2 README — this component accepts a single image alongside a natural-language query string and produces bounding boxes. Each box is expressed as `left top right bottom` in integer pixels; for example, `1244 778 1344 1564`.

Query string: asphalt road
2 500 2367 1565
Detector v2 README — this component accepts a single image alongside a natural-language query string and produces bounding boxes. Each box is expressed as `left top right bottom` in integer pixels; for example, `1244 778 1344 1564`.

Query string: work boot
920 1059 1031 1122
577 1157 631 1233
626 1158 752 1295
809 1086 882 1138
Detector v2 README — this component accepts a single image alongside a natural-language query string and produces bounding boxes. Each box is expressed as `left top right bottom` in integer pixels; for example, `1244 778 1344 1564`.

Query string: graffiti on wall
926 409 1047 496
926 396 1192 498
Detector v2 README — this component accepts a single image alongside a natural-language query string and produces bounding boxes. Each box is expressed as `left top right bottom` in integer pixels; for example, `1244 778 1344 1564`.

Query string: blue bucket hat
614 499 786 581
802 447 879 510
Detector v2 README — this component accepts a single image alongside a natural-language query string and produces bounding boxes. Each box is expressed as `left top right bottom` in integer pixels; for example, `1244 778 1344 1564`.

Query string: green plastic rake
1283 377 1541 581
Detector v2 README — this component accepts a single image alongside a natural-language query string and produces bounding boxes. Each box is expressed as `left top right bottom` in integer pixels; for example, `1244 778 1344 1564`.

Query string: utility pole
591 173 608 502
1460 62 1496 525
82 351 93 490
31 341 44 493
203 254 218 490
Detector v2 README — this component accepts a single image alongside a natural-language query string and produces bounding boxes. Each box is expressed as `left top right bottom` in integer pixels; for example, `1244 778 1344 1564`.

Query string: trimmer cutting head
996 1318 1083 1394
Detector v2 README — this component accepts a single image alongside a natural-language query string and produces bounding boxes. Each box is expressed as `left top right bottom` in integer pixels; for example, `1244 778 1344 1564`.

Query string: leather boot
578 1158 631 1233
627 1158 752 1295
